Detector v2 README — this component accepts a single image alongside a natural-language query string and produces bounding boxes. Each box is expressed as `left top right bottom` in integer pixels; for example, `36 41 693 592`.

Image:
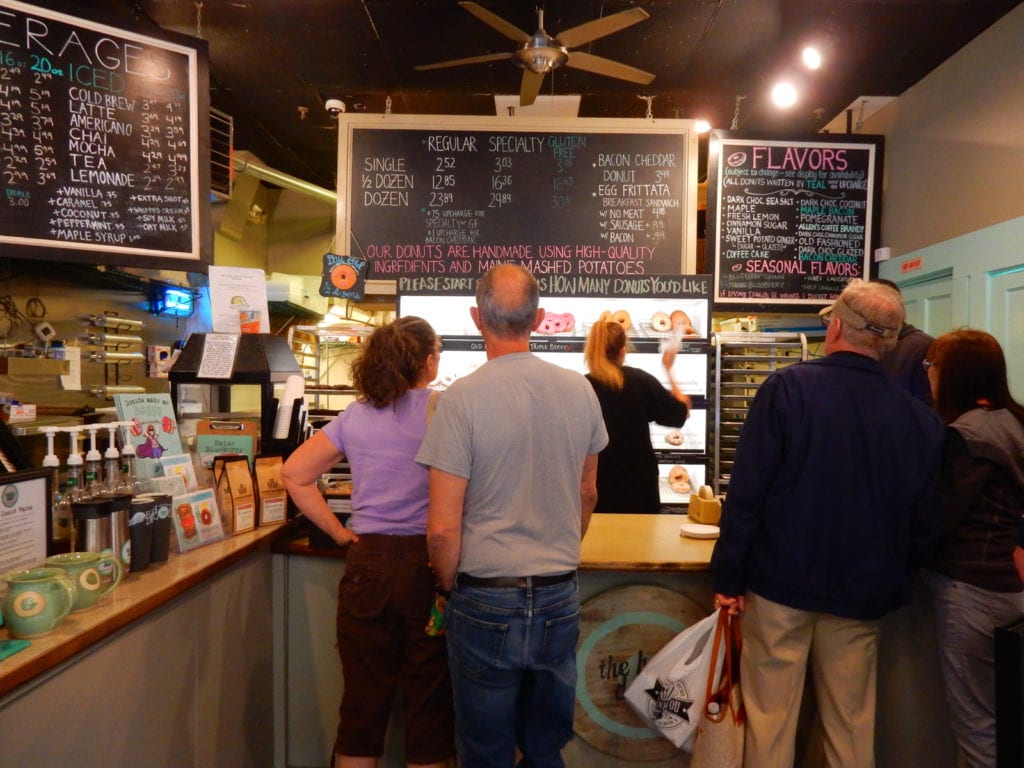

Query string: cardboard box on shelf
1 403 36 423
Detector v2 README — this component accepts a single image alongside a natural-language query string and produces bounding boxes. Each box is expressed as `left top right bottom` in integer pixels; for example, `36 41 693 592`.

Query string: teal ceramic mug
45 551 123 612
1 566 76 638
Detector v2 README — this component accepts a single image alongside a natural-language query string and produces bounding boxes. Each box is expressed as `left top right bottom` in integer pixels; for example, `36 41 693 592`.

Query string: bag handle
703 609 729 710
703 608 745 725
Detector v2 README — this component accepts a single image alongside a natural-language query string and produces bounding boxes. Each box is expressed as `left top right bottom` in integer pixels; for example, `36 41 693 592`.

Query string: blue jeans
445 577 580 768
925 570 1024 768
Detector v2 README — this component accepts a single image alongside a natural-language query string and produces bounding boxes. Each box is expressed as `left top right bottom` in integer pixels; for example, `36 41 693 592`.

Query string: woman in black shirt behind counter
584 320 691 513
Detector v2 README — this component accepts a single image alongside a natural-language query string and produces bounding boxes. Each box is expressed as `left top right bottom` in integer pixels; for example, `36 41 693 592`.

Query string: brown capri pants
335 532 455 763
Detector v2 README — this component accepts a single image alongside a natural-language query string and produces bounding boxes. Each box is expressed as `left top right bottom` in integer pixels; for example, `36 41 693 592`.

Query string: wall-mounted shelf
0 357 70 376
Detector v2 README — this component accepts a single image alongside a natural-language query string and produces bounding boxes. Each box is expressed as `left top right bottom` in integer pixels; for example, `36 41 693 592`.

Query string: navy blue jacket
711 351 946 620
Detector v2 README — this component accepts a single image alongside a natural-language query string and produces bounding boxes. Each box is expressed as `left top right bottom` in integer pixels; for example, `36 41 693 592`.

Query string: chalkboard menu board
340 115 698 279
707 131 883 308
0 1 210 269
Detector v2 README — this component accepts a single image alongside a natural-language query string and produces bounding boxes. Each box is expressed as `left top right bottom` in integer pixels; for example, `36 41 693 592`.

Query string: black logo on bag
644 677 694 727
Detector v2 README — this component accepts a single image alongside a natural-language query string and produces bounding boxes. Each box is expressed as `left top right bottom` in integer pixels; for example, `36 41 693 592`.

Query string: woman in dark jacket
924 329 1024 768
584 320 690 513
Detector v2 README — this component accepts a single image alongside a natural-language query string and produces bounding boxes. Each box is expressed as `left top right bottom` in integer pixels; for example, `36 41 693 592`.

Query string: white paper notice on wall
208 265 271 334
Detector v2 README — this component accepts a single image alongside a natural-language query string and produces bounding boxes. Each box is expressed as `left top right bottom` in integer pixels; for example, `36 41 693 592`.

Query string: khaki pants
740 592 880 768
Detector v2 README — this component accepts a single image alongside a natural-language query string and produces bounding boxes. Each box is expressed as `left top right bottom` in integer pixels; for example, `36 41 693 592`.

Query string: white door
986 269 1024 400
899 275 954 336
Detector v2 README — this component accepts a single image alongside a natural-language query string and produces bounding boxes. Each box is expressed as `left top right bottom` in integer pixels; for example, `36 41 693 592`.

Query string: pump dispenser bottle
102 423 122 495
119 429 140 495
83 425 103 498
40 426 68 542
57 428 85 542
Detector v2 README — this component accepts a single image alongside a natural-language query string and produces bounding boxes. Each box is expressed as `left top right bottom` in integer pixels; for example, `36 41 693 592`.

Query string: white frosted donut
650 311 672 333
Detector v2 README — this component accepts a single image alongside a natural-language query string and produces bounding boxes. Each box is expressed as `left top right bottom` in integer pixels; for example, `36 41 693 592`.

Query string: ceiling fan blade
566 51 655 85
459 1 531 43
519 69 546 107
414 52 514 71
556 8 650 48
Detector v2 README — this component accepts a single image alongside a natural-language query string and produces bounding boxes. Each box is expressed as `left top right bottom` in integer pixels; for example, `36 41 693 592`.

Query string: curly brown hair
350 316 437 408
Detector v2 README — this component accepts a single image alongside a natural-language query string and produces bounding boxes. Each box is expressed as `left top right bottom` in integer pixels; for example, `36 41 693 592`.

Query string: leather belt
456 571 576 589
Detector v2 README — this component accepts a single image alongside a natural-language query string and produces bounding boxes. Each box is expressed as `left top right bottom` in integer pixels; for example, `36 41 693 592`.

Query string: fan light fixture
415 3 653 107
519 47 568 74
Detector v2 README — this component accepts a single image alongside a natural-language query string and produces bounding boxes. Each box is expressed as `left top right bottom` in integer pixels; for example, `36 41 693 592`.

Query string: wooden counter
581 513 714 572
275 513 716 573
0 520 297 698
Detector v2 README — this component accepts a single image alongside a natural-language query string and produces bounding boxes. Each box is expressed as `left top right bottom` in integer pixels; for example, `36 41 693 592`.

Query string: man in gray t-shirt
417 264 607 768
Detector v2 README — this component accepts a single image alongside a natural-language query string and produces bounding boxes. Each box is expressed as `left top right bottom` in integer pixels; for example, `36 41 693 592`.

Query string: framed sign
707 131 884 310
0 467 54 572
339 114 700 279
0 0 212 270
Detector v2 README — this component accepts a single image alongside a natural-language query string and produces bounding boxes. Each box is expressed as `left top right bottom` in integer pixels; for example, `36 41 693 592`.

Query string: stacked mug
132 493 173 569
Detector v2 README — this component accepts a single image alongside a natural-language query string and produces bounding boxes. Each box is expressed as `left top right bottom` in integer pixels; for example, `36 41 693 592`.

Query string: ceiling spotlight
771 81 799 109
802 46 822 70
693 119 711 134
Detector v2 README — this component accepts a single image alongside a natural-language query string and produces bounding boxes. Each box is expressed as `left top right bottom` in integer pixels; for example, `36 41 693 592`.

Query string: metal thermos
72 499 114 557
102 494 134 575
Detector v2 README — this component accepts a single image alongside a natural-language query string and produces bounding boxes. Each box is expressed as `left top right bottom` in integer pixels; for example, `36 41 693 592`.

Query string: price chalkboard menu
0 1 210 269
707 131 883 308
340 115 698 279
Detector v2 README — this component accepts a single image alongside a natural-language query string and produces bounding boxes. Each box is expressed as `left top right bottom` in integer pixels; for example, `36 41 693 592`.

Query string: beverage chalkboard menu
0 1 210 269
707 131 883 308
340 115 698 279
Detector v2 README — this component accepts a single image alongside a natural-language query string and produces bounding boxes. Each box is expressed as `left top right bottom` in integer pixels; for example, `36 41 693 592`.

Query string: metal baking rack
712 332 808 495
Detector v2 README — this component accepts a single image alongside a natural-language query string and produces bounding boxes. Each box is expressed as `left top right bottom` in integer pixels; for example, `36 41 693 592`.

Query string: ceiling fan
414 2 655 107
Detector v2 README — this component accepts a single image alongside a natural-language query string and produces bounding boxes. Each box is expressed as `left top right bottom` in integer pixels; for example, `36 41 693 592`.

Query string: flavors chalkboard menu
341 116 697 279
0 1 210 269
707 131 883 308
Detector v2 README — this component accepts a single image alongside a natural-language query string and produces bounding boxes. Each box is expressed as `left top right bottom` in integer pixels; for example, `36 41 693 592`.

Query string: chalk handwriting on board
349 126 692 279
708 132 883 307
0 1 207 267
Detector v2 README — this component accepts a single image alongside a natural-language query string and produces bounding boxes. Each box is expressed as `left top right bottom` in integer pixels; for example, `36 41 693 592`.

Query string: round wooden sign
574 584 707 761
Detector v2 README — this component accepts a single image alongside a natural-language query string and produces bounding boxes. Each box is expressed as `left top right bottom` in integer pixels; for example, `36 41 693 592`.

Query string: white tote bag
624 609 724 750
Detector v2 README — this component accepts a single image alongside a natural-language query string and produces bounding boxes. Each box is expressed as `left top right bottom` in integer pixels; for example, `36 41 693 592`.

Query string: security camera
325 99 346 117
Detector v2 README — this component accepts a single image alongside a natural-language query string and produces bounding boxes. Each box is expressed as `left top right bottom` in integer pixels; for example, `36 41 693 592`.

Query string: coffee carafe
100 494 133 575
72 499 114 557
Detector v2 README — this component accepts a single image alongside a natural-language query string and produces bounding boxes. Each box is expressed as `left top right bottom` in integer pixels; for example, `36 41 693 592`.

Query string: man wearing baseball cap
712 277 946 768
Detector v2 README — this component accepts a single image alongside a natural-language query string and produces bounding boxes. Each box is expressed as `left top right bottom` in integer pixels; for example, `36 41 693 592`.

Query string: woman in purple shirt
282 316 454 768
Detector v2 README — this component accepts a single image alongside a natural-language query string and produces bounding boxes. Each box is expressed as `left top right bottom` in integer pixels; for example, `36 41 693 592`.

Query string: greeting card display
170 488 225 552
114 394 184 481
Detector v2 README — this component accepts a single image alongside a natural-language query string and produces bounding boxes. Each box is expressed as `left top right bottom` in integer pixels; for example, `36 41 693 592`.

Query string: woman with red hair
923 328 1024 768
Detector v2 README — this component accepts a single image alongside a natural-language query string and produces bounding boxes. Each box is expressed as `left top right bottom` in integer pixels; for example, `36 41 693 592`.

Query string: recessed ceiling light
693 119 711 133
771 82 798 109
802 46 822 70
